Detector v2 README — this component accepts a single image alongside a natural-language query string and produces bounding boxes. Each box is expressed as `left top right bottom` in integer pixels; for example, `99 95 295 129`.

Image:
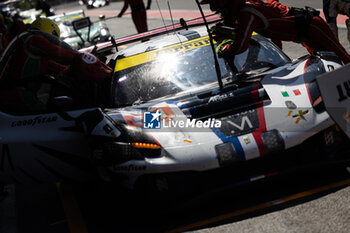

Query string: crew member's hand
210 24 235 44
216 39 234 58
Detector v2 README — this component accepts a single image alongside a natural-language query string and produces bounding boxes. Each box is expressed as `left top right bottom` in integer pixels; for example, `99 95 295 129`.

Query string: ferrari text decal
11 116 58 127
115 36 211 72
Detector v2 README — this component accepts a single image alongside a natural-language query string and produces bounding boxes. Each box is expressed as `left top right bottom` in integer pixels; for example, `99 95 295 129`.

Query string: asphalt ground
2 0 350 233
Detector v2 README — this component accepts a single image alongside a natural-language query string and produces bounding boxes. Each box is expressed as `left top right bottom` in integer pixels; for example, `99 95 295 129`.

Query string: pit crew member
201 0 350 64
0 17 112 114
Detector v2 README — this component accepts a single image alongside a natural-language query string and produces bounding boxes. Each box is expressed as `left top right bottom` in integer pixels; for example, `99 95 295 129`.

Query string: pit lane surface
2 162 350 233
2 0 350 232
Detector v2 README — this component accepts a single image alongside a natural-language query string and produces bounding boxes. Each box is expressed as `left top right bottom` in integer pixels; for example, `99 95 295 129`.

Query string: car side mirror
47 96 76 121
48 96 73 111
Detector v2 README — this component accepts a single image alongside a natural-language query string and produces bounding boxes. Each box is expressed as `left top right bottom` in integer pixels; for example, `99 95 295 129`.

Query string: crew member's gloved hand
73 53 113 80
216 39 234 58
210 24 236 44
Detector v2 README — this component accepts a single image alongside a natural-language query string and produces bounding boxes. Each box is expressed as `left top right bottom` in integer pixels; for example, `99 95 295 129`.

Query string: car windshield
113 35 289 106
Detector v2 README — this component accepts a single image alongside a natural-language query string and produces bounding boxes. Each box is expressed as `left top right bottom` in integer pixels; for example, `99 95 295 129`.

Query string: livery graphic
218 110 259 137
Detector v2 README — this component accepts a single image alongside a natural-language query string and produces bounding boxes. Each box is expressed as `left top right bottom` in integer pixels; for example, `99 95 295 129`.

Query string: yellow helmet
31 17 60 38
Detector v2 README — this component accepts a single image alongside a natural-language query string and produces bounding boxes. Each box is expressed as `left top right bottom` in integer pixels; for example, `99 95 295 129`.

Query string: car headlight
100 28 108 36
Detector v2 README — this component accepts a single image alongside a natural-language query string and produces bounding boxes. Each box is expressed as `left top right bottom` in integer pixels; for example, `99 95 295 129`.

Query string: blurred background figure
201 0 350 64
4 15 26 43
36 0 55 17
324 0 338 36
146 0 152 10
117 0 148 33
329 0 350 45
0 17 112 114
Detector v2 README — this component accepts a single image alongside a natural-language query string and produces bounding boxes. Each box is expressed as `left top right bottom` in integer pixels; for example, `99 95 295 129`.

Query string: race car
1 0 55 24
0 16 349 191
79 0 110 9
19 8 45 23
49 10 110 49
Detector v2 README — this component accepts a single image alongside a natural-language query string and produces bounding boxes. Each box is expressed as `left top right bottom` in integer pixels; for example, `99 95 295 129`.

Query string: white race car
1 16 349 191
49 10 111 50
79 0 110 9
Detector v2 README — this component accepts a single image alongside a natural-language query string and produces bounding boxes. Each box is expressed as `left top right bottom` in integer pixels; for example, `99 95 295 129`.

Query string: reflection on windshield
113 36 289 106
234 39 287 72
114 45 228 105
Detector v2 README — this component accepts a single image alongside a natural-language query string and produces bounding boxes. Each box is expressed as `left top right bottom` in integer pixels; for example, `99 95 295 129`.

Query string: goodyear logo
115 36 211 72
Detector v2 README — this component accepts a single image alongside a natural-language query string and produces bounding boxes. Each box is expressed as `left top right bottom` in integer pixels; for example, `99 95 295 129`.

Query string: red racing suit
4 18 26 44
0 30 112 114
227 0 350 64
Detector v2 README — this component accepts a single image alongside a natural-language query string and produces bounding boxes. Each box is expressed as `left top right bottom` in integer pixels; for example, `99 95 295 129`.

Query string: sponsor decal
281 91 289 97
11 116 58 127
287 109 309 124
82 53 97 64
218 110 259 137
208 92 235 103
243 136 251 144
